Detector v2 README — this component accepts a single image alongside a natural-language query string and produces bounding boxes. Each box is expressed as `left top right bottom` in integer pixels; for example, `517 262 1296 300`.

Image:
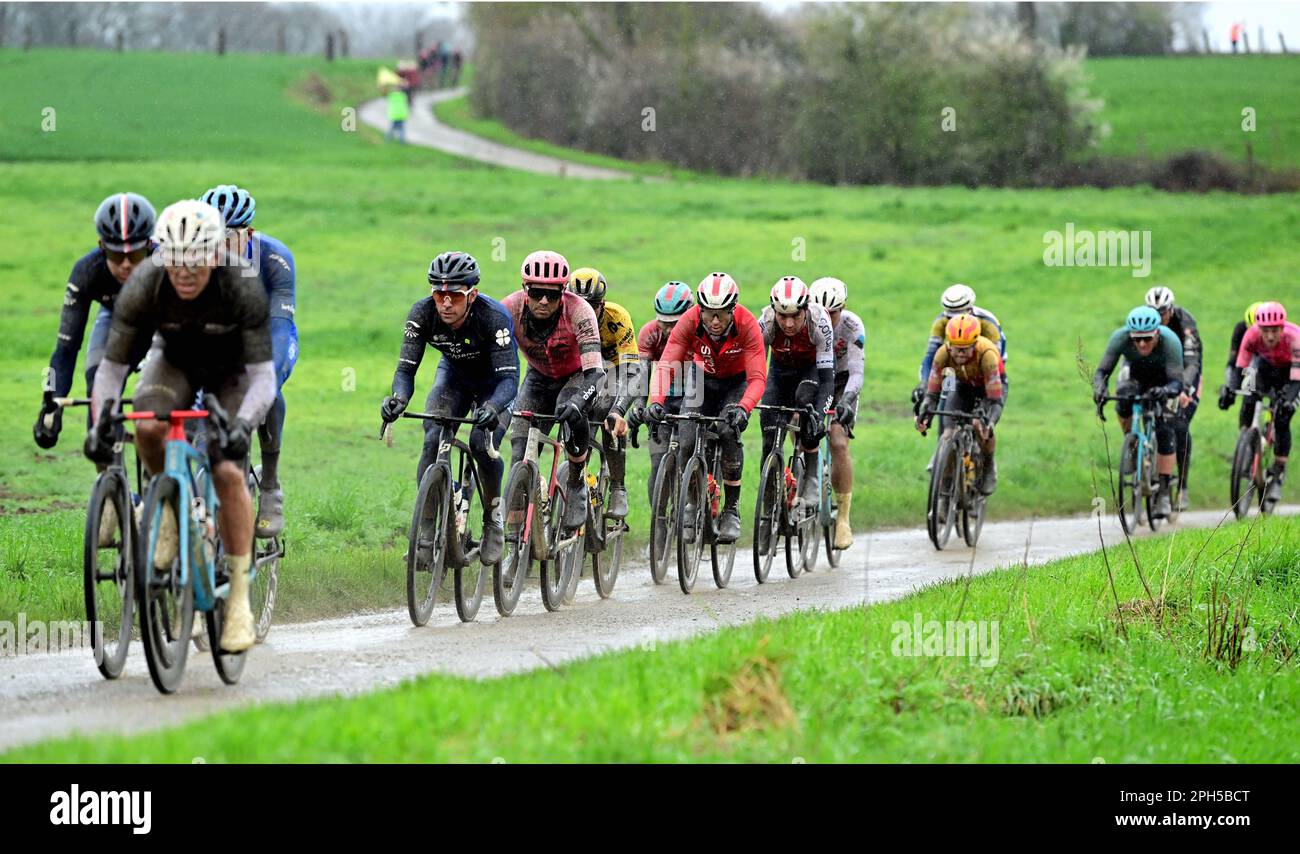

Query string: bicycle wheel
1229 429 1258 520
207 560 248 686
752 454 781 583
676 456 707 594
796 458 820 574
495 463 535 617
540 463 572 612
136 475 193 695
84 471 133 680
407 465 450 627
593 517 624 599
1116 433 1141 535
1142 441 1163 532
927 438 960 550
961 478 986 547
248 466 280 643
821 454 841 569
453 465 487 622
710 535 736 589
648 453 678 585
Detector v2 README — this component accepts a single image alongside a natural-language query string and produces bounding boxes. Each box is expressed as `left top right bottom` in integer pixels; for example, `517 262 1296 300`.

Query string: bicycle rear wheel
648 453 678 585
495 463 535 617
207 561 248 686
927 438 960 550
248 466 280 643
84 471 133 680
1117 433 1141 535
1142 441 1163 532
137 475 193 695
540 463 572 612
820 454 840 568
752 454 781 583
407 465 450 627
1228 429 1257 520
676 457 707 594
453 466 487 622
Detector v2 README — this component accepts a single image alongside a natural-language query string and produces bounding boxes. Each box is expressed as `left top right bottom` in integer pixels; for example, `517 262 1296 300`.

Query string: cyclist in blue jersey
380 251 520 564
201 184 298 539
34 192 156 449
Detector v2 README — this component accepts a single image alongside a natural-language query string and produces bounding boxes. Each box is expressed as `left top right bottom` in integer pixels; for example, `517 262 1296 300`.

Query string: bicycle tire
407 465 450 627
821 453 841 568
207 564 248 686
1142 438 1163 532
1117 433 1141 535
495 463 535 617
927 438 960 550
648 453 677 585
248 465 280 643
541 463 571 612
84 471 133 680
137 475 193 695
676 456 707 594
753 454 781 583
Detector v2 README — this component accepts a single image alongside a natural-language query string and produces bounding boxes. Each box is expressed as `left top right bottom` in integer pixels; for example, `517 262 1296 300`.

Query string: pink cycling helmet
521 250 570 286
1255 301 1288 327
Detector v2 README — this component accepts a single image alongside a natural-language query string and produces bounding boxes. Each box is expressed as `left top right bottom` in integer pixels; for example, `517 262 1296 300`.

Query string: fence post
217 28 226 56
24 24 32 50
116 31 124 52
1202 28 1211 53
1243 30 1250 53
67 20 75 46
1280 32 1289 54
325 32 335 62
277 27 286 54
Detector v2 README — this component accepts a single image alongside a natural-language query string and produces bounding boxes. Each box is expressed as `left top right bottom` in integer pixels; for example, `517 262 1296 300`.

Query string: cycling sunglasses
525 285 564 303
105 247 149 264
699 307 734 324
1129 332 1157 343
431 285 472 299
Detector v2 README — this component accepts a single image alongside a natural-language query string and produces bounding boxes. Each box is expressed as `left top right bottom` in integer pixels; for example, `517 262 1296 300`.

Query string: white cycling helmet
697 272 739 310
941 283 976 315
1145 286 1175 312
153 199 225 265
769 276 810 315
809 277 847 311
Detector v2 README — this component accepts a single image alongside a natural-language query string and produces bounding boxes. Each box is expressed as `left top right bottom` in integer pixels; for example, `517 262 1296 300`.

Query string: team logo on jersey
405 320 420 340
495 328 511 347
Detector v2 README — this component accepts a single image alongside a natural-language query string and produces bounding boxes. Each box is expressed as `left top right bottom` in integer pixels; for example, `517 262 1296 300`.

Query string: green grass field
2 48 1298 630
7 511 1297 763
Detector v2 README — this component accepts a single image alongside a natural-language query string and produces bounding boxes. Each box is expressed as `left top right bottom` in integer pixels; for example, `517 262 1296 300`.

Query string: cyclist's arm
981 350 1005 401
919 315 944 383
483 304 520 413
738 313 769 412
841 317 866 410
48 263 95 397
261 240 297 384
1179 311 1202 391
813 308 836 413
239 361 278 425
1093 329 1127 388
1225 322 1246 388
89 359 129 428
651 323 690 405
607 305 640 415
391 301 429 401
92 273 153 423
572 299 606 415
1233 327 1258 370
236 279 276 425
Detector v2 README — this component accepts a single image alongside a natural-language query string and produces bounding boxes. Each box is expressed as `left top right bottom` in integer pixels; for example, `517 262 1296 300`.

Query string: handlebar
380 411 502 459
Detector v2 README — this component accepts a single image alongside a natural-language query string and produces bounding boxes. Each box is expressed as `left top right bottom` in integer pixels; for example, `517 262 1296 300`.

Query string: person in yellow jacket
385 85 409 144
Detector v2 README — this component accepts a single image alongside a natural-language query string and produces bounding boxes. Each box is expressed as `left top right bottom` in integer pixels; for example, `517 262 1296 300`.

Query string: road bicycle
816 421 853 569
662 412 738 594
753 405 819 581
382 412 501 624
919 408 990 550
564 419 628 602
641 417 679 585
1097 390 1175 535
1228 379 1286 519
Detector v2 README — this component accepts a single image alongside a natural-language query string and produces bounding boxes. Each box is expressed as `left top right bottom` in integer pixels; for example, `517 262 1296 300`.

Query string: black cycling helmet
94 192 156 253
427 250 480 289
201 184 256 228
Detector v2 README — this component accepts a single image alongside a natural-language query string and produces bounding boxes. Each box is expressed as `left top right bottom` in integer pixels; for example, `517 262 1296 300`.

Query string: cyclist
757 276 836 509
915 314 1004 497
809 276 865 549
84 199 276 653
567 267 639 519
1218 301 1266 412
628 281 694 509
1144 285 1201 511
34 192 156 450
1230 301 1299 504
380 251 519 564
1091 306 1185 518
646 272 767 544
499 250 605 530
912 283 1005 409
201 184 297 539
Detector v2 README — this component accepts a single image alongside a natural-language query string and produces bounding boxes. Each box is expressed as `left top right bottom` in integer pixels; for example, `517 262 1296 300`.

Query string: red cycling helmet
1255 301 1288 327
521 250 570 286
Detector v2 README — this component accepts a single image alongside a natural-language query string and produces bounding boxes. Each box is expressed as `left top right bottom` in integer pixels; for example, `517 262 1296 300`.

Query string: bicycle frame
511 410 581 558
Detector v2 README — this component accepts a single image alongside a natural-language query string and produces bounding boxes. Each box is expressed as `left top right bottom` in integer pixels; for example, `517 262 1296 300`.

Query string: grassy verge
7 512 1298 762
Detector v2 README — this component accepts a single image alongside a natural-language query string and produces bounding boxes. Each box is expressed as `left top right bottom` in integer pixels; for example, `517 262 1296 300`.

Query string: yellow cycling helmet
568 267 606 306
945 314 981 347
1244 301 1266 327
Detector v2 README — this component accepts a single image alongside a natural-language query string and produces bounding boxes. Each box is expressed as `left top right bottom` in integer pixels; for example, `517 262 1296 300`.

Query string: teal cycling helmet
1125 305 1161 334
201 184 256 228
654 281 694 322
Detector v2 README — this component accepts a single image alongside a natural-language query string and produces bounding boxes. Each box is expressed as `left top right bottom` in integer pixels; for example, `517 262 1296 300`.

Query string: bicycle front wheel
927 438 960 550
821 454 841 568
752 454 781 583
540 463 572 612
495 463 536 617
84 470 134 680
248 465 280 643
676 457 708 594
1116 433 1141 535
137 474 193 695
648 453 678 585
452 463 486 622
407 465 450 627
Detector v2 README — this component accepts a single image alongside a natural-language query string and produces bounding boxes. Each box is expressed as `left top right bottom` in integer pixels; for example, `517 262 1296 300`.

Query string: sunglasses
525 285 563 303
106 247 149 264
700 308 733 324
431 287 470 301
949 343 976 356
1129 333 1157 343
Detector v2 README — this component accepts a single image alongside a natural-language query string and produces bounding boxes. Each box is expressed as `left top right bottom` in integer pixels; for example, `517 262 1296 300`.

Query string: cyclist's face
101 242 148 284
776 309 806 337
432 286 474 327
525 284 563 319
657 319 678 337
1158 307 1173 326
701 308 732 336
1261 326 1283 348
166 264 214 300
949 343 976 363
1130 333 1158 355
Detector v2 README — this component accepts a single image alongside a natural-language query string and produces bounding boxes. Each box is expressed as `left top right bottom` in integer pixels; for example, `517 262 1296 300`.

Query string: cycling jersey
831 309 866 411
1096 325 1183 385
252 233 298 387
47 248 126 397
757 303 835 371
499 289 603 379
597 301 639 367
1162 305 1202 391
652 304 767 411
925 337 1004 401
1236 322 1300 381
392 292 519 414
920 305 1005 382
637 319 671 363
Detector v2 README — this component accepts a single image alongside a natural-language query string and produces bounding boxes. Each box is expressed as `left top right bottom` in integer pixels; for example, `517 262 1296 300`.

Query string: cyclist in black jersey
1145 286 1201 510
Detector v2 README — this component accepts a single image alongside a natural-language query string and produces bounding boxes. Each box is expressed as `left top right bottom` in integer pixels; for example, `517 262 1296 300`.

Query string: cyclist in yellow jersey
569 267 639 518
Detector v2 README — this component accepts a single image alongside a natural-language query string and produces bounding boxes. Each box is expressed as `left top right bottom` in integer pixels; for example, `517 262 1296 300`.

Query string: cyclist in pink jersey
1230 302 1300 503
499 250 605 528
